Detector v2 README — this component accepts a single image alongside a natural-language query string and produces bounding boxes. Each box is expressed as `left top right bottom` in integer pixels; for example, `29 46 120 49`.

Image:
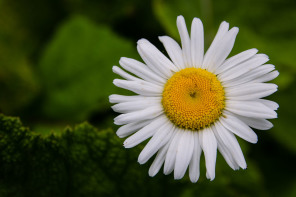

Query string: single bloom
109 15 278 182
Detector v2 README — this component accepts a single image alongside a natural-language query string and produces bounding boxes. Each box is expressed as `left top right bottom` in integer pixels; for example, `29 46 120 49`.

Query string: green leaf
39 16 138 121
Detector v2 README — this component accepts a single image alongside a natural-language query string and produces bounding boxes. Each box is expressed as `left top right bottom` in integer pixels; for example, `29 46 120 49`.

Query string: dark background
0 0 296 196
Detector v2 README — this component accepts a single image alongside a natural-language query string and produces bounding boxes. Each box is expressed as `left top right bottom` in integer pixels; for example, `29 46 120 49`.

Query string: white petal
109 94 148 103
119 57 166 84
219 112 258 143
123 115 167 148
159 36 185 70
213 122 247 169
116 119 152 138
207 27 239 73
112 97 161 113
138 119 175 164
258 99 279 110
236 115 273 130
216 139 239 170
199 127 217 181
164 128 183 175
202 21 229 69
112 66 140 81
256 64 275 73
149 133 175 177
219 54 269 82
137 45 167 79
190 18 204 68
174 130 194 179
210 21 229 45
137 39 177 78
222 64 275 87
252 70 279 83
189 132 202 183
226 83 278 100
177 15 192 67
114 104 163 125
215 48 258 75
226 100 277 119
113 79 163 96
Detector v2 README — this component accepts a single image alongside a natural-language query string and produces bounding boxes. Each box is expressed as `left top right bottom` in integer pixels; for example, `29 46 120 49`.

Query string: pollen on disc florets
162 67 225 131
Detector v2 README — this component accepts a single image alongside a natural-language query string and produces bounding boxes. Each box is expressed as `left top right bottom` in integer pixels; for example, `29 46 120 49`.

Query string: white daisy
109 15 279 182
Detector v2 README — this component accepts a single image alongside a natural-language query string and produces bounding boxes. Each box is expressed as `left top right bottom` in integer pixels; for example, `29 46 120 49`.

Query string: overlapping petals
110 15 278 182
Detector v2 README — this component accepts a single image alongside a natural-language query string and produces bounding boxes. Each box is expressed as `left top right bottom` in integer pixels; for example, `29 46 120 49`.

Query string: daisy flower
109 15 278 182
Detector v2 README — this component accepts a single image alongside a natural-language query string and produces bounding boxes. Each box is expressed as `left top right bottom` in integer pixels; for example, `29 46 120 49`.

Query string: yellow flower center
162 68 225 131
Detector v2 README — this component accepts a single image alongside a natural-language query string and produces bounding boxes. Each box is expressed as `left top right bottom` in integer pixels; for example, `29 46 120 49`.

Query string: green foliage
0 114 171 197
0 114 269 197
39 16 138 121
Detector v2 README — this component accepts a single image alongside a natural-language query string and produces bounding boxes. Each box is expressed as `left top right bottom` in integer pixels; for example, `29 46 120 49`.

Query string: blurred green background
0 0 296 196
